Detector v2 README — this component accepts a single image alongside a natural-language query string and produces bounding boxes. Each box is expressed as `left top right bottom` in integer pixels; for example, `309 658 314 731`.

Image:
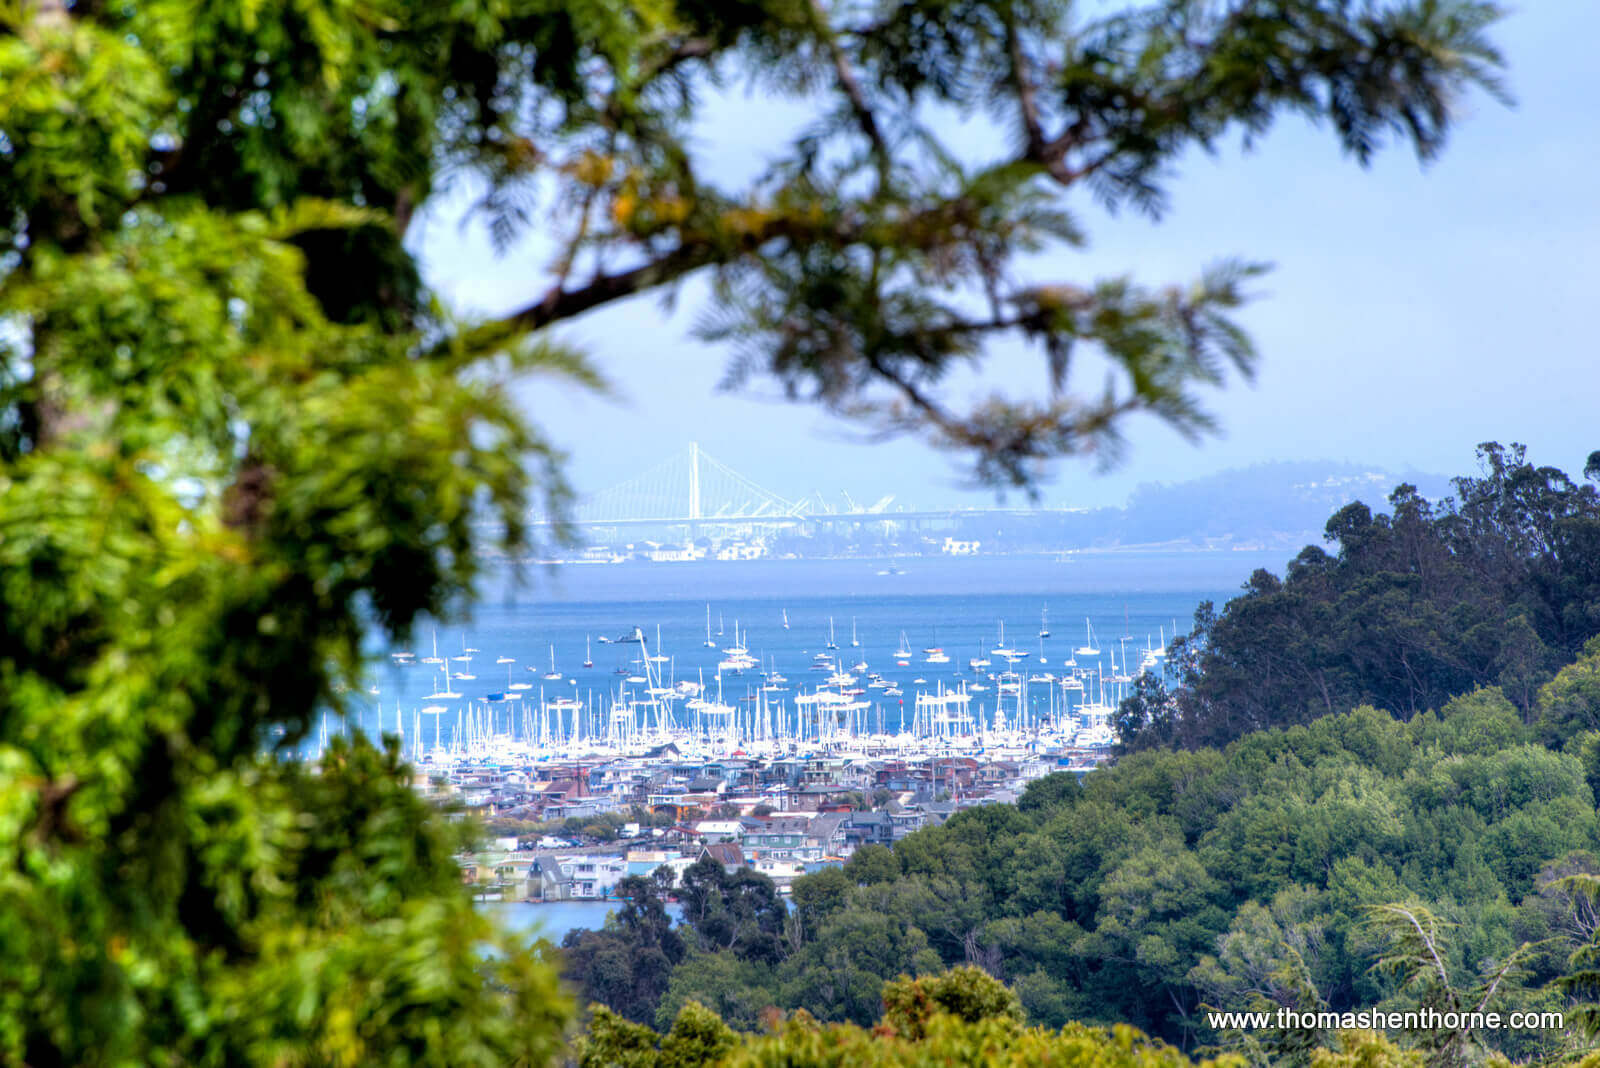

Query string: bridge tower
688 441 701 521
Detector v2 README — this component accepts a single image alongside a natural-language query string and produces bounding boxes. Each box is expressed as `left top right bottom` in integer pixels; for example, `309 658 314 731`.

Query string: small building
699 842 746 871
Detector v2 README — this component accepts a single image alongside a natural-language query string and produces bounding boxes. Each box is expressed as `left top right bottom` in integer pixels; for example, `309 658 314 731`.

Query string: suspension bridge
531 442 1059 533
573 442 816 526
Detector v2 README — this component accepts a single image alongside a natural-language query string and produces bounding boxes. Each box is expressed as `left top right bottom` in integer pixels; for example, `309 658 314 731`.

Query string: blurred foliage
0 0 1514 1060
1 0 1503 489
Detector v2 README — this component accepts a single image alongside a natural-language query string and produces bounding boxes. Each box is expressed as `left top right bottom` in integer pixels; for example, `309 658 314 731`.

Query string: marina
335 554 1270 772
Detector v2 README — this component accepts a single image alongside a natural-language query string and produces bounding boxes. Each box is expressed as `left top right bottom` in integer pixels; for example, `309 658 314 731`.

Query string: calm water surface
485 900 684 942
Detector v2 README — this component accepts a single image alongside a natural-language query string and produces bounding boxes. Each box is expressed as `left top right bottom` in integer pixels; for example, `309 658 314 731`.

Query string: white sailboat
850 617 860 647
543 644 562 681
782 608 789 630
826 617 838 650
991 621 1022 661
1039 606 1050 638
424 663 461 700
703 604 717 648
582 636 594 669
1075 619 1100 657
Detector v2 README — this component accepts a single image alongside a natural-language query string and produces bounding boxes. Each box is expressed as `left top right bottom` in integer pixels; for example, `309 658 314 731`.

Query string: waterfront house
560 854 629 899
532 858 574 901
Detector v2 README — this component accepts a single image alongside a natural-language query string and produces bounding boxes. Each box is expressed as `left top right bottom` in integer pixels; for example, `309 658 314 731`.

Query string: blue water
336 550 1283 746
484 900 683 943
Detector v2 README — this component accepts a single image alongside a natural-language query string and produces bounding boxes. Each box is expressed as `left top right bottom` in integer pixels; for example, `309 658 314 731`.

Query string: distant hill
1112 461 1453 548
946 461 1452 551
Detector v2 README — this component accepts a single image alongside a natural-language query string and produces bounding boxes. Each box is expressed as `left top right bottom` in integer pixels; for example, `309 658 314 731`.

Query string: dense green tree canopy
613 692 1600 1063
579 965 1441 1067
1121 445 1600 751
0 0 1513 1061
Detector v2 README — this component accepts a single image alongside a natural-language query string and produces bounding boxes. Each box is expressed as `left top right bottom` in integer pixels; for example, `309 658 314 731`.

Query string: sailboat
992 621 1021 660
782 608 789 630
452 636 477 680
826 617 838 650
543 644 562 681
425 663 461 700
703 604 717 648
582 636 594 669
1039 606 1050 638
895 631 914 662
1075 619 1101 657
850 617 860 647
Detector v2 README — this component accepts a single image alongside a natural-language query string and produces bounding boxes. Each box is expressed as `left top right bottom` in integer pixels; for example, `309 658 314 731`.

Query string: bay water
347 550 1285 743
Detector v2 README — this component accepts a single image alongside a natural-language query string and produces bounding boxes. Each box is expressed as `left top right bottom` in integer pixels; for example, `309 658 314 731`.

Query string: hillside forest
559 443 1600 1066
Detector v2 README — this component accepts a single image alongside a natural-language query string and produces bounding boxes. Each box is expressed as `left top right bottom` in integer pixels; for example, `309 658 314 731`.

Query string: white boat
703 604 717 648
826 617 838 650
782 608 789 630
1075 619 1100 657
850 617 860 647
543 645 562 681
991 621 1021 660
1039 606 1050 638
583 636 594 669
895 631 914 659
424 664 461 700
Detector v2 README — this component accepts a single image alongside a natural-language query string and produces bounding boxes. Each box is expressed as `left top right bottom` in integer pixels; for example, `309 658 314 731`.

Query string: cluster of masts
359 608 1173 765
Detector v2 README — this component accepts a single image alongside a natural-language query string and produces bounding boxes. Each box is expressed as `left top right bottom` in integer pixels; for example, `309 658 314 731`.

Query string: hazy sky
412 3 1598 513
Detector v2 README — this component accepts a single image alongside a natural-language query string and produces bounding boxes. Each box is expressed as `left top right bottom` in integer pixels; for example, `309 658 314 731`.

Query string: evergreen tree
0 0 1509 1058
